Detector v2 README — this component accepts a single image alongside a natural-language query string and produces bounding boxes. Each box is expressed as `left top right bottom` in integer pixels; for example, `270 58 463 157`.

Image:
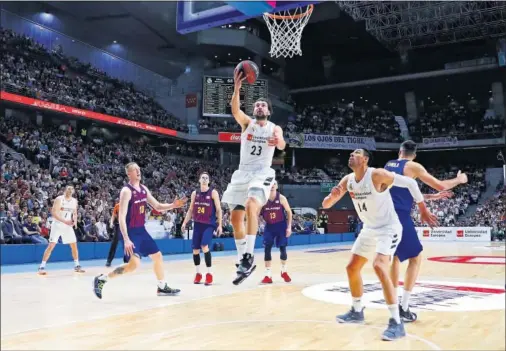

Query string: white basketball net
263 5 313 58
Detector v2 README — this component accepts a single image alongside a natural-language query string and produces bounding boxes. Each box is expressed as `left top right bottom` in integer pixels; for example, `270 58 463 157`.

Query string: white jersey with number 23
239 119 276 171
346 167 400 229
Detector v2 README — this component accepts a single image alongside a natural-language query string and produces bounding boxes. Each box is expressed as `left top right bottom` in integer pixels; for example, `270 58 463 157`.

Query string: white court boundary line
0 285 267 339
143 319 442 350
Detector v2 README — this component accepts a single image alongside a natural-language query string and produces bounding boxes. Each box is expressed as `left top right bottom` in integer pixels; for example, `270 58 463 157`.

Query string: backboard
176 1 319 34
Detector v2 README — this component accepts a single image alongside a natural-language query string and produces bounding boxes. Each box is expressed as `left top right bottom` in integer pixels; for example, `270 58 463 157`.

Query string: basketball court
1 241 504 350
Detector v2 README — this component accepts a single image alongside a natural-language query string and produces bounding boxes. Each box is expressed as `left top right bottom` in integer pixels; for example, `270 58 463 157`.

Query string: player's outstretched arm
181 191 196 231
407 162 467 191
212 189 223 235
231 69 251 131
424 190 453 201
146 188 188 212
373 169 439 227
322 175 349 209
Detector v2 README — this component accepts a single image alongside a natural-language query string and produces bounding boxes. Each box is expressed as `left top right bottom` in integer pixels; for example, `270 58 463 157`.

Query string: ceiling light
113 40 117 44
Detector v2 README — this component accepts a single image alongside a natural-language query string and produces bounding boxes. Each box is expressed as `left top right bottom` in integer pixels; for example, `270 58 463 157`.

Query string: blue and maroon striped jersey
192 187 217 226
125 183 148 229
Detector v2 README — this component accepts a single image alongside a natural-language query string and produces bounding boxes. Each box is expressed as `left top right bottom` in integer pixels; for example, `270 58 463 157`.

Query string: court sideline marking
142 319 442 350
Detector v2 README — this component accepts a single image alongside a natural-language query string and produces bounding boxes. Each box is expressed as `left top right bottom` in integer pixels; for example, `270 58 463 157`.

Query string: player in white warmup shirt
222 69 286 285
322 149 439 341
38 186 85 275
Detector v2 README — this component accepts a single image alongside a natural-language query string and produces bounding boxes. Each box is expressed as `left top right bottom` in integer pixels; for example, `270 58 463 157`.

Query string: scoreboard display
202 76 268 117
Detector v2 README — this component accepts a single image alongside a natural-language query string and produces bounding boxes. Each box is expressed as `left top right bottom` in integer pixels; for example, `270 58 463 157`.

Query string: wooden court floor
1 242 505 350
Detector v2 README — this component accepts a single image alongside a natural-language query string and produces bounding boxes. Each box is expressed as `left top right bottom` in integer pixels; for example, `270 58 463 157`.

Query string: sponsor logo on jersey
302 280 505 312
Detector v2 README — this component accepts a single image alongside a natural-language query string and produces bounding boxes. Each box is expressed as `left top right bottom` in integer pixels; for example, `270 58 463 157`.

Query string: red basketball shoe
194 273 202 284
205 273 213 286
261 276 273 284
281 272 291 283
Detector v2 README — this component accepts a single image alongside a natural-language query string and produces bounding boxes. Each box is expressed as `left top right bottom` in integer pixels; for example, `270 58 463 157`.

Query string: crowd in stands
412 165 486 226
0 115 232 244
0 28 187 133
461 183 505 240
284 103 403 142
410 100 503 141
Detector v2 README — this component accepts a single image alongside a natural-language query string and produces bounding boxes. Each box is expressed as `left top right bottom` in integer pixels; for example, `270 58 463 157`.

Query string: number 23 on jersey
250 145 262 156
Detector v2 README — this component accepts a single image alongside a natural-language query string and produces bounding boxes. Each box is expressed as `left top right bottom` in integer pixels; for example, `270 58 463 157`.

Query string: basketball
235 60 259 84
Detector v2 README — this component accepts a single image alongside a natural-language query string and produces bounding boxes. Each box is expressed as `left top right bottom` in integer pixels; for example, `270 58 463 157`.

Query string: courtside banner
286 132 376 150
0 91 178 137
416 227 491 242
422 136 458 148
218 132 241 143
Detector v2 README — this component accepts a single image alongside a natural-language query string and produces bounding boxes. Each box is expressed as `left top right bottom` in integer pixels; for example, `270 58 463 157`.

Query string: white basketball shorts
222 167 276 208
49 221 77 244
351 223 402 258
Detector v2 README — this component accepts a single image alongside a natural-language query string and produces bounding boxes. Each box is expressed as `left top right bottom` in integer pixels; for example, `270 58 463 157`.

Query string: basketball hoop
263 4 313 58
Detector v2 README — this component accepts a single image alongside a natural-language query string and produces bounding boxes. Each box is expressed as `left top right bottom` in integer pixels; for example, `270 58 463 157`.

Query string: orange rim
265 4 313 20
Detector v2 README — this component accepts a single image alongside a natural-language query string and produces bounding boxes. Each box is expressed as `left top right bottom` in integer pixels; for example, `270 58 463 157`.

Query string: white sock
74 260 79 267
397 286 402 299
195 265 200 274
207 267 212 274
40 261 47 268
352 297 363 312
281 263 287 273
158 280 166 289
245 235 256 255
235 239 246 263
388 304 401 324
265 267 272 277
401 289 411 311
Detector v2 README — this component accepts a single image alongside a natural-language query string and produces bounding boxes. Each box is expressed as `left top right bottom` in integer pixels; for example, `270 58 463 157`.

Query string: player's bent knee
264 243 273 261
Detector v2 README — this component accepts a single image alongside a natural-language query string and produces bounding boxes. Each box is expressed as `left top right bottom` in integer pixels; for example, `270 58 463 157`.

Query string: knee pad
279 246 287 260
247 187 266 207
264 243 273 261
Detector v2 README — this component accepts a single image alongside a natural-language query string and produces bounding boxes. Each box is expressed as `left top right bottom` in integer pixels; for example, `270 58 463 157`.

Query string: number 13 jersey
346 167 400 229
239 119 276 171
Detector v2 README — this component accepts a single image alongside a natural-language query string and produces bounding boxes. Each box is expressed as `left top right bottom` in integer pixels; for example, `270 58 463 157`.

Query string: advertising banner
287 133 376 150
218 132 241 143
416 227 491 242
0 91 178 137
422 136 458 148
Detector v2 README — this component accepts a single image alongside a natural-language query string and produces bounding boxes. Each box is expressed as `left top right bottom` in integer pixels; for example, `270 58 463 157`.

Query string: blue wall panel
0 234 356 265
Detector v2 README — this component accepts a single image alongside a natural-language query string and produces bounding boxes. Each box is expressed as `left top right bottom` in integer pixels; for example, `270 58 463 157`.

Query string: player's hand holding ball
233 69 246 92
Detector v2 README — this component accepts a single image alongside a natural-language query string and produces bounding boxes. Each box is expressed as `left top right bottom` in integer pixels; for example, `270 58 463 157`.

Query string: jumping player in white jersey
38 186 85 275
222 69 286 285
322 149 439 341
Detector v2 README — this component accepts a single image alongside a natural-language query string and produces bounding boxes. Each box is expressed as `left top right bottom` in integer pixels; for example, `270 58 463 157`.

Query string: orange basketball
235 60 259 84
